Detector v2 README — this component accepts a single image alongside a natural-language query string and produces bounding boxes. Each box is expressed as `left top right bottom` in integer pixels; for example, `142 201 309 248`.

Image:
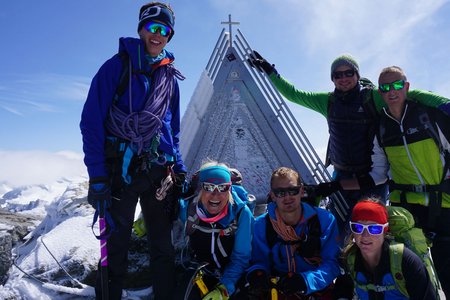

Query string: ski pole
99 199 109 300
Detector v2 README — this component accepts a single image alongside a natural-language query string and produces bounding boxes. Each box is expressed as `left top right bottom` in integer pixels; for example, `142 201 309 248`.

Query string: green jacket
269 73 449 117
370 101 450 208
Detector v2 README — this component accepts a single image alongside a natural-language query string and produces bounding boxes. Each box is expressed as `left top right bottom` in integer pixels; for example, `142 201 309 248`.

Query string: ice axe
98 199 109 300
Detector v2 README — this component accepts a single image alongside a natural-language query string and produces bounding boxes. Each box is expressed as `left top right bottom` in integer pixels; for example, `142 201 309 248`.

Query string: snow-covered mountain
0 176 100 299
0 170 187 300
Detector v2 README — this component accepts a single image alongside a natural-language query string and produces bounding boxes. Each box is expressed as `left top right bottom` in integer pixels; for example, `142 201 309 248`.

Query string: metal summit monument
180 16 333 204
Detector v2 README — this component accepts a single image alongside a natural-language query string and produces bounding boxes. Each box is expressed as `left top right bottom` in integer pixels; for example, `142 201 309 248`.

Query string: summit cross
221 14 240 47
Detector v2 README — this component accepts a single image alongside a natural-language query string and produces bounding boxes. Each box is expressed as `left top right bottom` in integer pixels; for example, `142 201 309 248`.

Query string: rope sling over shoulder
105 52 185 183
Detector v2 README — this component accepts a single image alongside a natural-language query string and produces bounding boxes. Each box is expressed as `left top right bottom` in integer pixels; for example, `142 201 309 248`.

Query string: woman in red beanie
336 198 437 300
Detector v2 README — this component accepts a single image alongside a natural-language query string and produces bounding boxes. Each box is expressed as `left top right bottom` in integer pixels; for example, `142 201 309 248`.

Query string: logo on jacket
406 127 419 135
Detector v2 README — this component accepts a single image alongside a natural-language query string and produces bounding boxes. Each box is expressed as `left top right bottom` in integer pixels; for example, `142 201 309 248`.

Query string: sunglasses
349 222 388 235
271 186 302 198
202 182 231 193
333 69 355 79
379 80 406 93
144 21 172 37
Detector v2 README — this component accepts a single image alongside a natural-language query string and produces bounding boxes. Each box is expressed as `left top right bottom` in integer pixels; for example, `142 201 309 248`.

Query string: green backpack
348 242 406 296
387 206 441 298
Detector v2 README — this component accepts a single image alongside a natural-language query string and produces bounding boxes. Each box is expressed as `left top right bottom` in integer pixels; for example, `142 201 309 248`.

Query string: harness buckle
413 184 426 193
373 285 390 292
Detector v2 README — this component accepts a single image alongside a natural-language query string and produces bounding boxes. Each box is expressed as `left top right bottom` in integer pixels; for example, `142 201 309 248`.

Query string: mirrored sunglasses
144 21 171 37
271 186 302 198
202 182 231 193
333 69 355 79
349 222 388 235
379 80 405 93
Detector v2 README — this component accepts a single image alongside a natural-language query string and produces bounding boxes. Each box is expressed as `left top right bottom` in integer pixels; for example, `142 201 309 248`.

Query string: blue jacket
80 37 186 179
350 242 435 300
248 202 340 295
182 188 254 295
355 272 408 300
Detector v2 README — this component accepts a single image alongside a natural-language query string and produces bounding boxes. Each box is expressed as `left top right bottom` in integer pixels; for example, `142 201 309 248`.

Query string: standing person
179 161 253 300
339 198 437 300
80 2 186 299
339 66 449 298
246 167 340 299
249 52 449 242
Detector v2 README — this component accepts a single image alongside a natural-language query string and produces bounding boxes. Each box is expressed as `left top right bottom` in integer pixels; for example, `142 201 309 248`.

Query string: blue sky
1 0 450 185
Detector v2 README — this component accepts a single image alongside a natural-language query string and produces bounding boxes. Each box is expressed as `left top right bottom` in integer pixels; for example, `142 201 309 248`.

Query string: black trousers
330 170 388 245
95 165 175 300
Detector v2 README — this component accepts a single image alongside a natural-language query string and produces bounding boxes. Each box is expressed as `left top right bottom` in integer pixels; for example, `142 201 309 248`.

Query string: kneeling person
182 161 254 299
340 198 437 299
247 167 340 299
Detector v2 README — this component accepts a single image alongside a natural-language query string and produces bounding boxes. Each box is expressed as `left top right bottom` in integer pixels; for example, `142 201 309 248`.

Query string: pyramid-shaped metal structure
180 22 336 203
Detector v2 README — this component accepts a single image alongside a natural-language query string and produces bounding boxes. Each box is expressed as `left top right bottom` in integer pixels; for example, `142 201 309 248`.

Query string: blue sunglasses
349 222 388 235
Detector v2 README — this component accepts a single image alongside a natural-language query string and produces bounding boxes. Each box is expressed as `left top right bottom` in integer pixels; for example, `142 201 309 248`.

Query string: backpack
387 206 441 298
113 51 132 104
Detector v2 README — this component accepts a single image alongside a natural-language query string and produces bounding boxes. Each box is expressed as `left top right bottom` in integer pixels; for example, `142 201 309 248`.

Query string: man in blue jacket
80 2 186 299
246 167 340 299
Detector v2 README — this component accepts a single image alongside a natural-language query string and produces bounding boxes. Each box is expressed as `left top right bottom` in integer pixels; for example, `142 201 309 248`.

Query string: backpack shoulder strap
113 51 131 104
418 107 450 179
265 213 278 249
389 242 409 298
346 247 357 283
327 92 335 116
307 213 321 237
361 87 378 120
347 244 403 295
185 200 199 236
264 210 322 248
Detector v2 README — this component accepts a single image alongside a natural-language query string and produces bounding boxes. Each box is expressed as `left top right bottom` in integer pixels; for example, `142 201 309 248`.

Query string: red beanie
351 200 388 224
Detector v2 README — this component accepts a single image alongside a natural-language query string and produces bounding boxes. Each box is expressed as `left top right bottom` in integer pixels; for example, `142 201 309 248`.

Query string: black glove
162 172 186 220
356 173 375 190
248 50 276 75
87 177 111 210
173 172 187 194
278 272 307 296
247 269 270 298
315 181 342 197
333 274 354 300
